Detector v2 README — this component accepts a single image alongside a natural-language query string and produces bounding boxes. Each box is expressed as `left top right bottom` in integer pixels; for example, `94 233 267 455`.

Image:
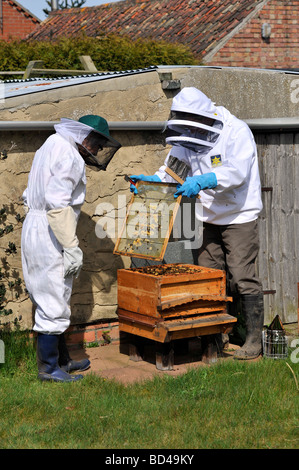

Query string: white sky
18 0 122 21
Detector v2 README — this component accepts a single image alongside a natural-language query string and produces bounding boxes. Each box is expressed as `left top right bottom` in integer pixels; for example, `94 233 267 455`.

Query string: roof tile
27 0 264 58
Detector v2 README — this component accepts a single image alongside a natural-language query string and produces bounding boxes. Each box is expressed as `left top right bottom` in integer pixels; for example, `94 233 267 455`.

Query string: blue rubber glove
130 174 161 194
174 173 217 198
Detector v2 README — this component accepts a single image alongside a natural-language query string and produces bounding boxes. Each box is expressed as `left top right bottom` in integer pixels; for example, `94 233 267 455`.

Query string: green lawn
0 329 298 449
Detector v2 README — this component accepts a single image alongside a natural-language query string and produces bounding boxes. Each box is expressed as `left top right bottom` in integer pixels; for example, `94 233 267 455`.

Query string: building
0 0 40 40
0 65 298 341
27 0 299 70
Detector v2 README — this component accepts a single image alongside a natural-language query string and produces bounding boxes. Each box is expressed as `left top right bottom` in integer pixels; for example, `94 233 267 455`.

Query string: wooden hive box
117 264 236 344
117 264 229 318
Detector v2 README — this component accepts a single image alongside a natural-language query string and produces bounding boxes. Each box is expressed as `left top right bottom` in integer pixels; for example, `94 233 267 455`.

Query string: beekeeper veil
165 87 223 152
54 115 121 171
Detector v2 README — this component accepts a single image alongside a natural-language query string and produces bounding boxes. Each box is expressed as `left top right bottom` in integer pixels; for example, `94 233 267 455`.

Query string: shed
0 65 298 334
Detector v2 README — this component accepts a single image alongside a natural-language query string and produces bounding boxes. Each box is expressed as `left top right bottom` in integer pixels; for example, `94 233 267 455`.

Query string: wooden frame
113 181 182 260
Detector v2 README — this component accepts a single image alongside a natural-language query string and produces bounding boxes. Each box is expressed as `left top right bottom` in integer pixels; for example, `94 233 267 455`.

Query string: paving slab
70 340 242 385
69 322 298 385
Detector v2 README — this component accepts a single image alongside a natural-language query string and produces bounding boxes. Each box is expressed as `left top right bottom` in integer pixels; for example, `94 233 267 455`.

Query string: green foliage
0 327 36 376
0 204 25 320
0 34 199 78
101 330 111 346
0 150 8 160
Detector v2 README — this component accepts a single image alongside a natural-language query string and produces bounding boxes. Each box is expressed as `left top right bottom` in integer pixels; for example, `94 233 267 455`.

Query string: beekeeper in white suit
22 115 121 382
131 87 264 360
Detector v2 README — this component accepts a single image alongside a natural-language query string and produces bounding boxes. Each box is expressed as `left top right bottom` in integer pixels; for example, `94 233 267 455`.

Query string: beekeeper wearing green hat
21 115 121 382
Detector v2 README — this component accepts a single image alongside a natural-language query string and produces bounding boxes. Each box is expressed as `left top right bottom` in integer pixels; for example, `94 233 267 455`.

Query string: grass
0 329 298 449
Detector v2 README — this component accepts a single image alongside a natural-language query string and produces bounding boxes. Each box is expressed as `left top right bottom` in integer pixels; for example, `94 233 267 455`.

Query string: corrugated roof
3 66 157 98
27 0 265 58
4 64 299 100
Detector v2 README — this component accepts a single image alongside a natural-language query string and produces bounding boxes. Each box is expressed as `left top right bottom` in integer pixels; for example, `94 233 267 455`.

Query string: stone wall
0 69 171 330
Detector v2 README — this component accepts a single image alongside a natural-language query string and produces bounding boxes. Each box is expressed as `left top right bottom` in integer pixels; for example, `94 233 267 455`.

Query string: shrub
0 34 200 78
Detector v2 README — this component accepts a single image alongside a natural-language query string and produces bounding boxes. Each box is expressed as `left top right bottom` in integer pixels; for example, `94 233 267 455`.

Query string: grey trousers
197 220 263 296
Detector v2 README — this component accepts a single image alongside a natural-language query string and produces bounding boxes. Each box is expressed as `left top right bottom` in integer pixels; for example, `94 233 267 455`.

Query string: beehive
117 264 236 343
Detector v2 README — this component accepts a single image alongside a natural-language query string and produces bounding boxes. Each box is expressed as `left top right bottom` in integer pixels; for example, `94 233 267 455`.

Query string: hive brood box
117 264 227 316
117 264 236 343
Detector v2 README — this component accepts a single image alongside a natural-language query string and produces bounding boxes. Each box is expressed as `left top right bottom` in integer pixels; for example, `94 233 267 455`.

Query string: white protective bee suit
22 115 121 382
156 87 263 225
21 121 89 335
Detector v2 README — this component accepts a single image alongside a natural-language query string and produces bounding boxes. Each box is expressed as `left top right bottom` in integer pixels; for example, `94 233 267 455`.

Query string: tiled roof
27 0 264 59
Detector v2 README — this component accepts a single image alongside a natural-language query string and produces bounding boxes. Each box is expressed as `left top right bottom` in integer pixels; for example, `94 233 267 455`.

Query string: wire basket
262 330 288 360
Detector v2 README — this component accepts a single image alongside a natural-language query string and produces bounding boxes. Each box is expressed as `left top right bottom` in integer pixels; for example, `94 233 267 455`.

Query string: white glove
47 206 83 278
63 246 83 278
47 206 79 248
22 188 29 215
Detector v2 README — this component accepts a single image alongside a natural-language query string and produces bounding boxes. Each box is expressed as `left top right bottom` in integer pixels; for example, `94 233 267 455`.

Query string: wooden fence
255 131 299 324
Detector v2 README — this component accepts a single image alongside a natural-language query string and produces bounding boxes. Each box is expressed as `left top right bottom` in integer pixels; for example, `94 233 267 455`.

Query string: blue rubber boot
37 333 83 382
58 334 90 373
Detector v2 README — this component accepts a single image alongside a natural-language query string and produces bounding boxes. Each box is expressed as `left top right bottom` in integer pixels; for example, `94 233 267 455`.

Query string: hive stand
117 264 237 370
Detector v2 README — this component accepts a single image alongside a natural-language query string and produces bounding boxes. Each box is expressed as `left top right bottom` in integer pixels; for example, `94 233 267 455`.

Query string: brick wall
30 320 120 349
0 0 40 40
207 0 299 69
65 320 120 348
